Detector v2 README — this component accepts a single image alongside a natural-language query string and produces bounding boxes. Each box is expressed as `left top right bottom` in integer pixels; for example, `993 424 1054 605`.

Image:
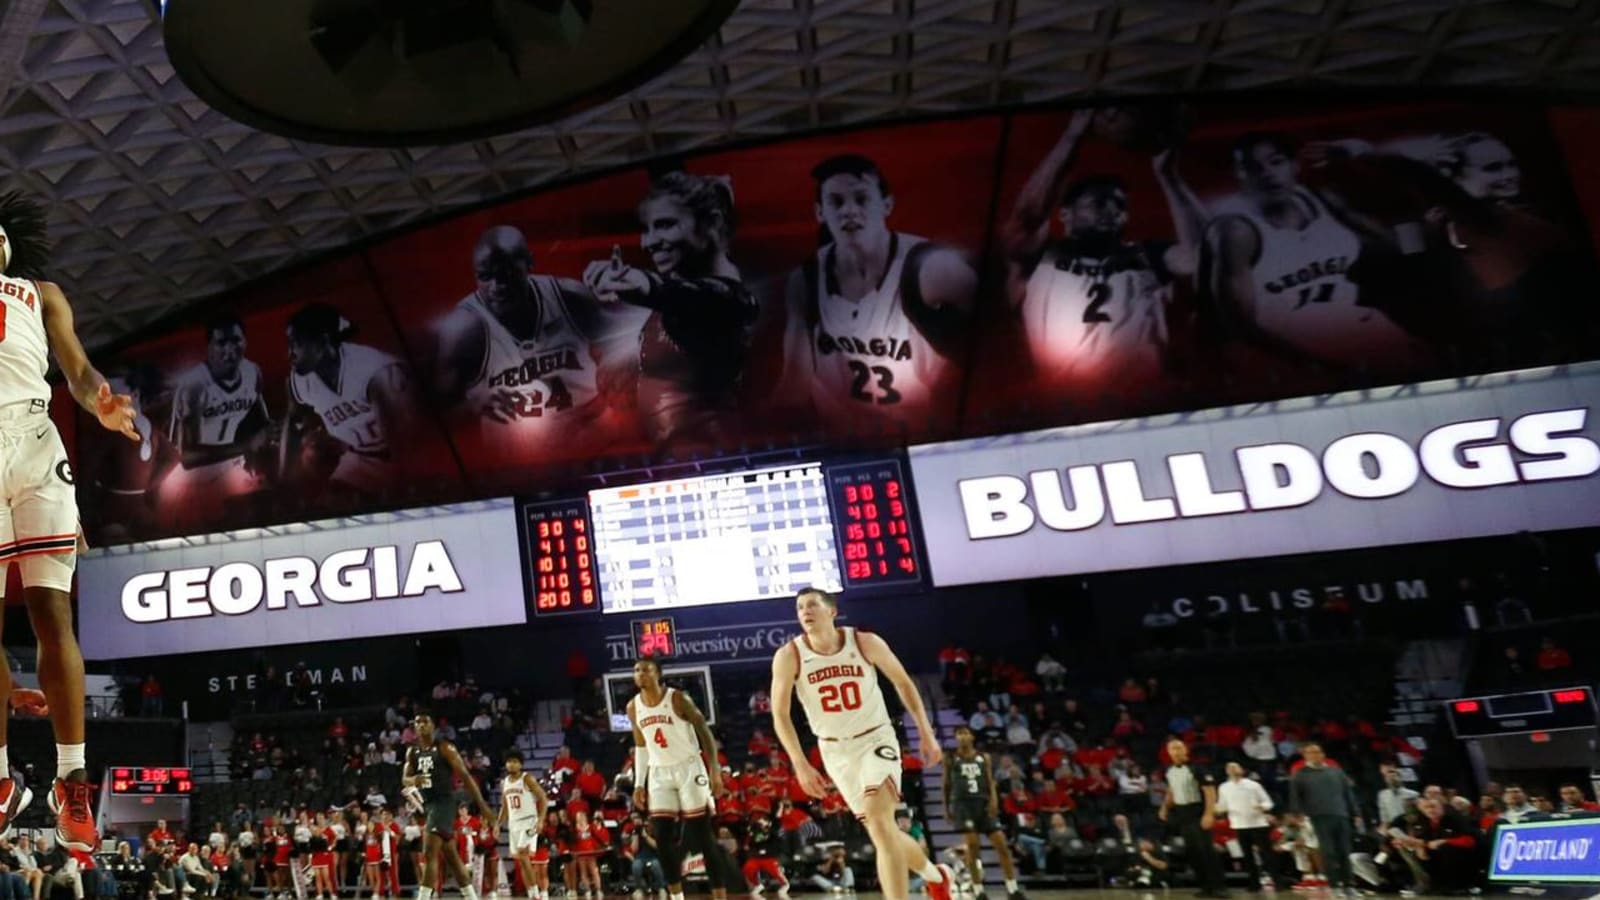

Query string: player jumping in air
404 710 495 900
947 726 1024 900
1004 108 1207 402
280 303 421 495
433 226 633 454
0 191 140 850
583 172 758 449
499 750 550 900
773 154 976 439
770 587 955 900
628 656 742 900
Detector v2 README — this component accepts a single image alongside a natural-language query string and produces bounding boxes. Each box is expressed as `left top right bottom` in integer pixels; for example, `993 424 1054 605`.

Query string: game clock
521 499 599 616
826 459 923 590
632 617 678 659
110 767 193 795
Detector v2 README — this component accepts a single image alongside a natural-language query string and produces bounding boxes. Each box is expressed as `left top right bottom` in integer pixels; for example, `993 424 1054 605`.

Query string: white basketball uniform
1021 243 1169 384
807 233 944 431
502 774 541 854
0 274 76 590
457 278 604 445
1218 188 1415 363
635 688 714 816
289 342 400 493
792 627 899 815
169 358 264 489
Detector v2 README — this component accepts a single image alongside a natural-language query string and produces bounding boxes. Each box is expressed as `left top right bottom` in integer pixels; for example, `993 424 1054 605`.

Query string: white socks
56 743 85 780
464 886 481 900
416 888 433 900
0 745 9 778
1004 879 1019 893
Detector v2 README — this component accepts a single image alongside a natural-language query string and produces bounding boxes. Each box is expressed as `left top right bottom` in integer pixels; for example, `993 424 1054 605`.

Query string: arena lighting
1553 689 1589 703
1455 700 1482 714
1530 731 1552 743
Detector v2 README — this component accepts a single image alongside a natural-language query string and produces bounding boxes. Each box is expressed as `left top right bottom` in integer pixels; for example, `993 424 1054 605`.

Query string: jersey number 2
847 362 901 405
818 682 863 713
1082 282 1112 323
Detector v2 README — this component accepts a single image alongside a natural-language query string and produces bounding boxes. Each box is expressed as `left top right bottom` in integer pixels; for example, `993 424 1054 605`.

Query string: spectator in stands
1037 721 1077 758
747 728 773 759
1476 795 1502 832
106 843 144 900
810 846 854 894
329 716 349 740
1035 654 1066 694
1241 713 1277 765
1536 636 1572 672
471 707 494 734
1531 794 1557 815
741 810 790 895
1117 679 1147 704
1391 798 1478 894
141 674 164 716
1129 838 1171 888
1109 814 1136 846
1375 765 1418 827
40 842 83 900
1498 785 1539 823
748 688 771 717
1111 710 1145 740
970 702 1004 745
0 836 31 900
625 811 665 898
1558 783 1599 813
1004 706 1033 754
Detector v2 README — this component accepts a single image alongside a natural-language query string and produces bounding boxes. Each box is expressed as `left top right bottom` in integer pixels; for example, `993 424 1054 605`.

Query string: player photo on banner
688 117 1003 447
77 257 462 544
369 171 656 489
964 101 1600 434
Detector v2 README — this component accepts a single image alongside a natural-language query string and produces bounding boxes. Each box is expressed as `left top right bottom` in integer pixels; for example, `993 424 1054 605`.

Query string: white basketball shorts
818 722 902 816
646 757 715 817
0 405 77 591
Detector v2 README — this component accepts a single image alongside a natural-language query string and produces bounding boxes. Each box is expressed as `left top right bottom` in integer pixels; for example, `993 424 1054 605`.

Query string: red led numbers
831 463 921 589
526 502 601 616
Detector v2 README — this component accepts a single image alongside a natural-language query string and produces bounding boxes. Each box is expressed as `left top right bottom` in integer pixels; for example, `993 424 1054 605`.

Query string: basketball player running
433 226 633 450
945 726 1024 900
1004 108 1206 397
0 192 138 850
627 656 741 900
1206 132 1418 369
280 303 421 495
770 587 954 900
404 710 494 900
583 172 758 449
773 154 976 437
498 750 550 900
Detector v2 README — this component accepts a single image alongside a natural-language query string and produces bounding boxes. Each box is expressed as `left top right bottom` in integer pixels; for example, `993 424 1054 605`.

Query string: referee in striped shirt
1160 738 1230 898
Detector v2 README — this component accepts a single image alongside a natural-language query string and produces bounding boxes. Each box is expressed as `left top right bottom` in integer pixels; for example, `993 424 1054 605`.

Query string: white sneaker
632 892 643 900
751 886 764 897
776 887 790 898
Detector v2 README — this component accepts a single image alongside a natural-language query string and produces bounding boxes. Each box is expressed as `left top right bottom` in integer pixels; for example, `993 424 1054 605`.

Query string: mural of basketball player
1003 108 1208 409
1205 131 1423 370
279 303 422 496
167 314 274 518
582 172 758 450
84 364 177 544
771 154 976 442
432 226 635 462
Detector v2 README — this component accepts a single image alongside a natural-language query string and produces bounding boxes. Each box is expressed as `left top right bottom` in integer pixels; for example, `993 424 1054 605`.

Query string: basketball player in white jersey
280 303 421 495
1004 109 1206 398
169 314 271 516
497 750 549 900
773 154 975 439
627 656 740 900
0 191 140 853
1207 131 1418 369
769 587 954 900
433 227 634 455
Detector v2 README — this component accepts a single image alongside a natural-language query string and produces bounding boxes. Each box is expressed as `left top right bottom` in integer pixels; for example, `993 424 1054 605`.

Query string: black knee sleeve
681 817 732 891
652 818 684 884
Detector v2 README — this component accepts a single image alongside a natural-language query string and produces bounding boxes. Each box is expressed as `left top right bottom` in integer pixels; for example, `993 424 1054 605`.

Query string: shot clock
109 766 193 795
825 459 923 590
521 499 599 616
632 617 678 659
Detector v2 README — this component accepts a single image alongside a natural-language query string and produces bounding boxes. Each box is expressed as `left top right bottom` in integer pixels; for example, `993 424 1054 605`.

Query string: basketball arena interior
0 3 1596 900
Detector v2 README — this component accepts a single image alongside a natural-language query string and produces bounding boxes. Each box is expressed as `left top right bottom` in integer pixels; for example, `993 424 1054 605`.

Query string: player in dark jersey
404 709 494 900
945 726 1023 900
583 172 758 450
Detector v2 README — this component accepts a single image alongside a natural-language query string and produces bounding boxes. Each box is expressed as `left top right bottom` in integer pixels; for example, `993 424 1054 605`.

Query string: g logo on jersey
694 774 710 787
873 746 900 762
55 460 73 485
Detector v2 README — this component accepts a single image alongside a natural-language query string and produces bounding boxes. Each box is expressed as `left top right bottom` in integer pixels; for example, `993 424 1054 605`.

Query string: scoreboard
516 455 929 617
589 463 841 613
1446 686 1597 737
109 766 193 795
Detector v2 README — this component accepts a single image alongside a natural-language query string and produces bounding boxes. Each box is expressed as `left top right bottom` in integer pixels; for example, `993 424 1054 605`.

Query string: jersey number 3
818 682 863 713
847 362 900 405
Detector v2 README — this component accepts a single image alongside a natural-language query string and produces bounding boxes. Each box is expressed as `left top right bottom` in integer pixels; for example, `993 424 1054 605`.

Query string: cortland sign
80 499 527 660
1490 818 1600 883
909 364 1600 586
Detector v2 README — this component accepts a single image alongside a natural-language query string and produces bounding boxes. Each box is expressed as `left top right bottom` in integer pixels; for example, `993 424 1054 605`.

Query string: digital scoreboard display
521 499 600 616
826 459 922 589
632 617 678 659
590 463 842 613
1446 686 1596 737
110 767 193 795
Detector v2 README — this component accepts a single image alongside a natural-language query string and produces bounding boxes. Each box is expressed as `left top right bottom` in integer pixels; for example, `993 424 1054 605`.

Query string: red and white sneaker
926 864 957 900
0 777 33 838
47 770 97 852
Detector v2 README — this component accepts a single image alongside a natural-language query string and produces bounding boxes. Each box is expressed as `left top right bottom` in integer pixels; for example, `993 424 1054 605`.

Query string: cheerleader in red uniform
478 818 503 897
362 814 387 899
528 812 557 900
310 813 336 900
570 812 608 900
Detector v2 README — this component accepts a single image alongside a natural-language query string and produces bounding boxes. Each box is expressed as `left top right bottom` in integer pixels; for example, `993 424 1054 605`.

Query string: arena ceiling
2 0 1597 349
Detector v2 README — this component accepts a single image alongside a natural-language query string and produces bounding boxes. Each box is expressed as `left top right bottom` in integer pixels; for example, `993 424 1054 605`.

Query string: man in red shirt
550 747 581 777
574 762 606 803
148 820 175 852
1036 780 1073 816
1558 783 1600 812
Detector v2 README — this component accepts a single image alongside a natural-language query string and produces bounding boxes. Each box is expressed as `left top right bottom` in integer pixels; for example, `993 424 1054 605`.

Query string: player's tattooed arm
441 740 495 822
40 281 138 441
1003 109 1095 305
673 690 726 796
